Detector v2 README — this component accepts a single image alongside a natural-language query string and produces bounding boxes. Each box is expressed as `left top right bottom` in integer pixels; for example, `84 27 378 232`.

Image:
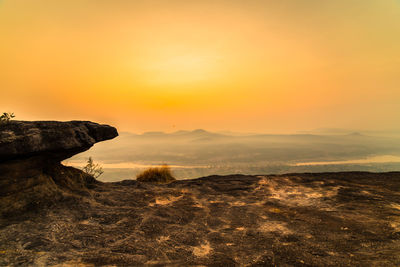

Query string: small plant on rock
83 157 104 179
136 164 176 184
0 112 15 124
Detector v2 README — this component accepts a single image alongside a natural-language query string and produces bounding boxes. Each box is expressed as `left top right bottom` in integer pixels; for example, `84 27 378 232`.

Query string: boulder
0 120 118 216
0 120 118 163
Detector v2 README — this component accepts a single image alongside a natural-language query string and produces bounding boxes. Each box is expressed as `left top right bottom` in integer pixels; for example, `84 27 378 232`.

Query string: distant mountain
347 132 364 137
142 131 166 136
298 128 400 137
184 129 225 139
138 129 226 140
171 130 191 135
70 127 400 171
297 128 357 135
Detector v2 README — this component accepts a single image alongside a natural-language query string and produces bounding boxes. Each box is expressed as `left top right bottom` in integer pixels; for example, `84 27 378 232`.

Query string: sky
1 0 399 133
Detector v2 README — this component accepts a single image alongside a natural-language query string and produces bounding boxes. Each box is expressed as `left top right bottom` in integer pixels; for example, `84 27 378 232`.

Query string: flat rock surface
0 121 118 162
1 172 400 266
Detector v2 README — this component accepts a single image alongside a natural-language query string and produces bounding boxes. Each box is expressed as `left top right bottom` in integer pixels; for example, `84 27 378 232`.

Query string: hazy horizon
119 127 400 136
2 0 399 179
66 128 400 181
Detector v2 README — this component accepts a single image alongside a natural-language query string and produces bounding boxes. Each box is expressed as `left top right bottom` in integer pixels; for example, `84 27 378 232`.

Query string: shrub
0 112 15 124
82 157 103 179
136 164 176 184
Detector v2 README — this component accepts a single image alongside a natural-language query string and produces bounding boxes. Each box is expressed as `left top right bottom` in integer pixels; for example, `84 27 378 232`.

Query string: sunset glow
1 0 399 133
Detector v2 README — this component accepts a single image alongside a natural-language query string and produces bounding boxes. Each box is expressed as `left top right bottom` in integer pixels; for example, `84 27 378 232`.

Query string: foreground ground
1 172 400 266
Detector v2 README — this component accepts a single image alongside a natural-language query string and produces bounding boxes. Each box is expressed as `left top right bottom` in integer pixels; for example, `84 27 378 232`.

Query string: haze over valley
67 128 400 181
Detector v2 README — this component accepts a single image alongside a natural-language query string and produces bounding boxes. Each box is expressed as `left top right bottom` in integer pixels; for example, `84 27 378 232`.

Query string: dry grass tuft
136 164 176 184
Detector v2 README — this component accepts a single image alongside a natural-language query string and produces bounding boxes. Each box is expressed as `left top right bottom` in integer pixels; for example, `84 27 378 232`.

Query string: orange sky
1 0 399 133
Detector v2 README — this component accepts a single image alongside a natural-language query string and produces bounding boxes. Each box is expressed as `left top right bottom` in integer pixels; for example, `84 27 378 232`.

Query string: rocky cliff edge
0 121 118 216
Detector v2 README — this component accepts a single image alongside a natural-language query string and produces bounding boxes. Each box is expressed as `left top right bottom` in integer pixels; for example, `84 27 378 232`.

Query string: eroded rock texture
0 120 118 162
0 121 118 216
1 172 400 266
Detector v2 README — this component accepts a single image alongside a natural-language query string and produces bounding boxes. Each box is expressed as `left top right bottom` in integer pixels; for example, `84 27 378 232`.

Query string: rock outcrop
0 121 118 216
0 120 118 163
1 172 400 266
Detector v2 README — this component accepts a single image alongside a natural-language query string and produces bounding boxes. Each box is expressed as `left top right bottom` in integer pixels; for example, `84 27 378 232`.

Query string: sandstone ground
1 172 400 266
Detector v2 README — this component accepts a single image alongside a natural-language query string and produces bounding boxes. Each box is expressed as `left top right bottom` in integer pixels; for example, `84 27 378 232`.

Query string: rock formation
2 172 400 266
0 121 118 216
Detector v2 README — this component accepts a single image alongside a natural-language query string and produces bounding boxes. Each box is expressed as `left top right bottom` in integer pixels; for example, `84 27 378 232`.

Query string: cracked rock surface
1 172 399 266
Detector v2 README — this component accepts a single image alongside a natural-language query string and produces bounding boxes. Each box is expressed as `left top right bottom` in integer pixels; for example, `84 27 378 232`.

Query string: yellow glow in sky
0 0 399 133
141 49 221 86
